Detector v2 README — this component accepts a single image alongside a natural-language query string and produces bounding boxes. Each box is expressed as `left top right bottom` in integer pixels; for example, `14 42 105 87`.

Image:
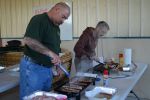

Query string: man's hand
90 56 99 62
48 51 61 65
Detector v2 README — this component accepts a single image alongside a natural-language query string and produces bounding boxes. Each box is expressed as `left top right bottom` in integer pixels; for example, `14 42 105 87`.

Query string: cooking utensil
56 63 70 77
50 57 70 77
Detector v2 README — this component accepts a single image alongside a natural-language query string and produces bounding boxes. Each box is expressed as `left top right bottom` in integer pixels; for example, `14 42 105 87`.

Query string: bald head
48 2 70 26
54 2 70 14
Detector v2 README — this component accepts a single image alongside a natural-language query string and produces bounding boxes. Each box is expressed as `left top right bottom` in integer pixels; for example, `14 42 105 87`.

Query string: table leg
130 90 140 100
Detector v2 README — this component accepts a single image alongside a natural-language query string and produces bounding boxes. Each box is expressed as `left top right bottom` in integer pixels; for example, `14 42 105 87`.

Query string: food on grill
78 79 93 83
31 95 56 100
70 77 93 83
67 77 93 87
54 76 95 99
60 87 80 93
69 82 88 86
62 85 83 90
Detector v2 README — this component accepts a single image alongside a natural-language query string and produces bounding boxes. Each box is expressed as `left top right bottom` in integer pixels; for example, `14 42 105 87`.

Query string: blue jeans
19 57 53 100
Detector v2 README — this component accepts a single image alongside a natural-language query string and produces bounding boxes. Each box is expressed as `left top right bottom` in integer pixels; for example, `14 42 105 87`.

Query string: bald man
20 2 70 99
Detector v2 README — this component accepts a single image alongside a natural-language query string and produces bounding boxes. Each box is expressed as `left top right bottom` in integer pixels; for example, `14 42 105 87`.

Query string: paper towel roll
124 48 132 66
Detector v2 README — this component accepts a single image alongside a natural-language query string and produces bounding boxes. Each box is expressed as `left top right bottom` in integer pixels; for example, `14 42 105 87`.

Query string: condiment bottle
119 53 124 67
103 70 109 87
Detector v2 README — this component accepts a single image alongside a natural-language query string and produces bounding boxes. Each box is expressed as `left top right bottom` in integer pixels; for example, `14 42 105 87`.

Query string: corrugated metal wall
0 0 58 37
0 0 150 38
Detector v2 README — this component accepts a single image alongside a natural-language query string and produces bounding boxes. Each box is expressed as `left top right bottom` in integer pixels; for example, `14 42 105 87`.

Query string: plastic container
95 75 101 86
85 86 117 100
23 91 67 100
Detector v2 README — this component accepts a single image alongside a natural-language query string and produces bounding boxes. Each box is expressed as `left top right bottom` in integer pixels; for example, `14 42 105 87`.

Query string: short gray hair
96 21 109 30
54 2 70 13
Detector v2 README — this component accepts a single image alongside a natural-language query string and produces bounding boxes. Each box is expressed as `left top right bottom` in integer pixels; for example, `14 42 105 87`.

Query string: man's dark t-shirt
24 13 61 67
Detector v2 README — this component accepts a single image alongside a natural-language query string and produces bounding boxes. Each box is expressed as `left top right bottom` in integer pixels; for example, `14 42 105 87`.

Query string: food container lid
23 91 67 100
85 86 117 99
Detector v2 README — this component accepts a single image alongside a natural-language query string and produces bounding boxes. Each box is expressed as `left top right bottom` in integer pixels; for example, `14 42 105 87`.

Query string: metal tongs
56 63 70 77
93 59 105 64
50 57 70 77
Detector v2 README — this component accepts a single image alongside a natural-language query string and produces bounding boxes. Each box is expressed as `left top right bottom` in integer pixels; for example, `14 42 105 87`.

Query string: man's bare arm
24 37 61 65
24 37 50 56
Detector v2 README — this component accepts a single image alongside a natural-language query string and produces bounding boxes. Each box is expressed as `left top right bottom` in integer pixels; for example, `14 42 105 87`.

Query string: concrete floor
0 86 19 100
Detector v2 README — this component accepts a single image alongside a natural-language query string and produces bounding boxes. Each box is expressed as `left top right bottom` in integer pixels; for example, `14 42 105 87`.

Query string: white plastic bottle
95 75 101 86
